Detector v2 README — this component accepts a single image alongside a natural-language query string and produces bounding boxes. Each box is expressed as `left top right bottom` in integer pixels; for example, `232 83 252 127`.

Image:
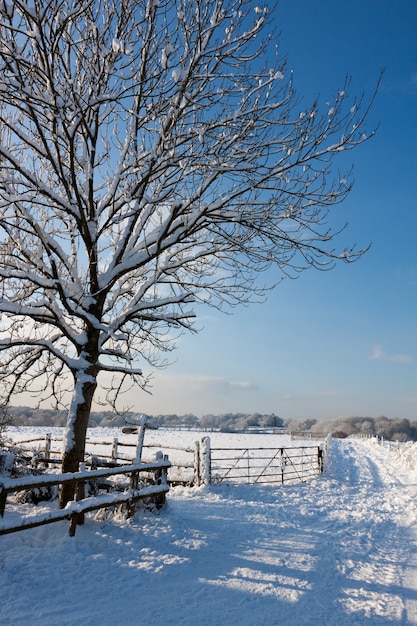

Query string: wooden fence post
0 487 6 518
111 437 119 462
44 433 51 468
123 416 148 498
153 450 163 481
152 451 169 508
134 416 147 464
201 436 211 486
70 462 86 533
193 440 200 486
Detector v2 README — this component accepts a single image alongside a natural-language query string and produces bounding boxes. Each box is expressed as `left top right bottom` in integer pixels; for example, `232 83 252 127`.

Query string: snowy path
1 438 417 625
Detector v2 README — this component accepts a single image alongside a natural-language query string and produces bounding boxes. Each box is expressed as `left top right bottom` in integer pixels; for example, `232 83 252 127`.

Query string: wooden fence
0 457 170 537
4 432 198 485
1 420 171 536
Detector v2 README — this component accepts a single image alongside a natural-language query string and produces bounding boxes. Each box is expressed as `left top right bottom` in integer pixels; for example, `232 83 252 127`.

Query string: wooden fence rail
4 433 198 484
0 458 170 537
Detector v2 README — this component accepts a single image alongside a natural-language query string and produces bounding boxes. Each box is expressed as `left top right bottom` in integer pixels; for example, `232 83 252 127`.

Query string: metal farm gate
208 444 324 485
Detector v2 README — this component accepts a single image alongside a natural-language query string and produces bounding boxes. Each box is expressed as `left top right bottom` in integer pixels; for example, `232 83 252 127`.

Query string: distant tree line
4 407 285 432
287 416 417 442
4 407 417 442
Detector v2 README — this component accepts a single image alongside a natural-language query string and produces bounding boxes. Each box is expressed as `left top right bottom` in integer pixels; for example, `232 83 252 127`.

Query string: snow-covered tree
0 0 378 505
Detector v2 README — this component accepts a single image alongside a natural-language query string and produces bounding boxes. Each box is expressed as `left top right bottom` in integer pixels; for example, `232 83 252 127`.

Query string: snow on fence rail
0 458 170 537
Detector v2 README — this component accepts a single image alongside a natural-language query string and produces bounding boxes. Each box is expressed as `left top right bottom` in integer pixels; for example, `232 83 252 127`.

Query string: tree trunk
59 374 97 509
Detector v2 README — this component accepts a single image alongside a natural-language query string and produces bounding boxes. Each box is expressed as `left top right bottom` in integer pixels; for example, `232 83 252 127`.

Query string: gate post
318 446 324 472
201 436 211 486
193 440 201 486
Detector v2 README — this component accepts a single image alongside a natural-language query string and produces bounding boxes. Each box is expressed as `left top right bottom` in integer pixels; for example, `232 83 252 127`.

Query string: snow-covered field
1 429 417 625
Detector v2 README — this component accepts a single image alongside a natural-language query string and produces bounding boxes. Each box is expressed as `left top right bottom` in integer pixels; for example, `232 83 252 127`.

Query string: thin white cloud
370 344 412 363
229 380 255 389
187 375 257 392
281 390 342 400
398 395 417 404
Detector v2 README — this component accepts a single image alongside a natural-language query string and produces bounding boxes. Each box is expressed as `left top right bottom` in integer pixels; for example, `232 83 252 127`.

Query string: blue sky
127 0 417 421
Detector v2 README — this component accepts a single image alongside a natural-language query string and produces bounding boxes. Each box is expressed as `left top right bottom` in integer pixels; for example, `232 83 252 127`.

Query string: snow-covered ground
1 430 417 625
